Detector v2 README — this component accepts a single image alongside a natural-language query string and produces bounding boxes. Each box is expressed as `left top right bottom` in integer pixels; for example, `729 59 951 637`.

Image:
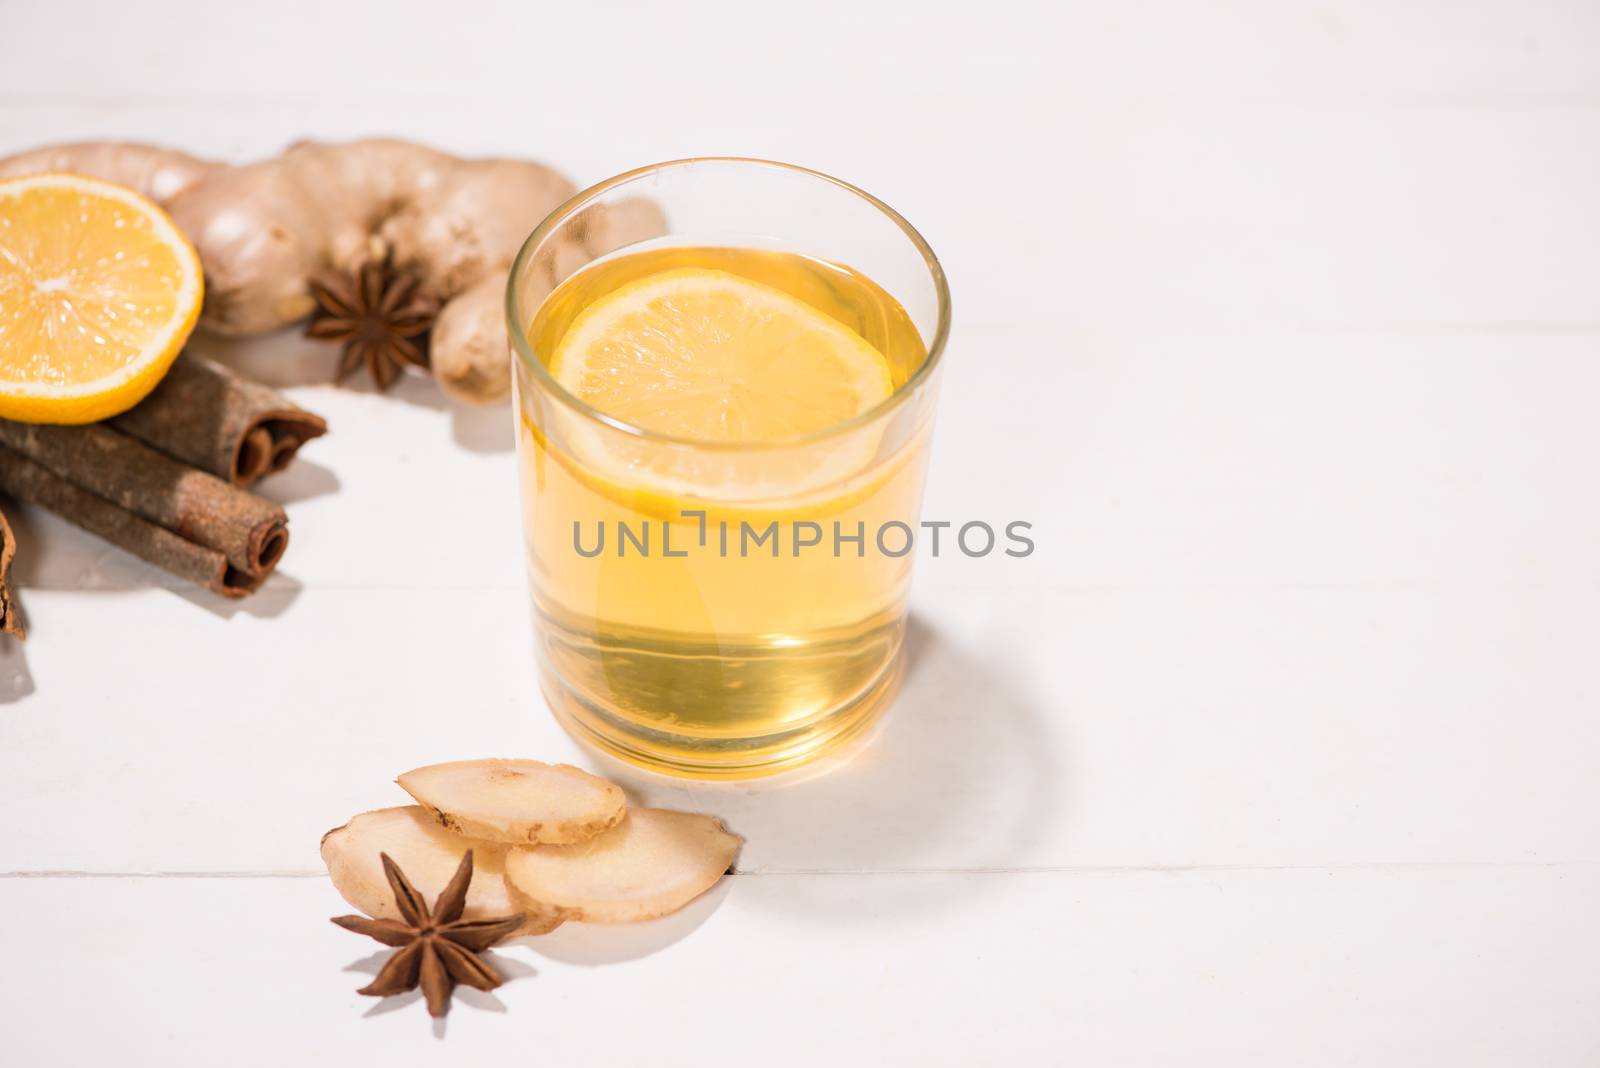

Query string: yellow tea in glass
508 159 949 779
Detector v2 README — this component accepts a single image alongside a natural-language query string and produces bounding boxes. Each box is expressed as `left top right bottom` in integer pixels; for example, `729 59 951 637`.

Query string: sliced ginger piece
397 758 626 846
504 808 742 924
320 806 569 935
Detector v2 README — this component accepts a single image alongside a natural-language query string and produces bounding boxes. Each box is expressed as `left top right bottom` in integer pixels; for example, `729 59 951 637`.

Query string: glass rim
506 156 951 453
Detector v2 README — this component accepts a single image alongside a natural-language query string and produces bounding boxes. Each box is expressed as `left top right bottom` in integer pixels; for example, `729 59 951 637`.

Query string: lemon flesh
550 267 894 444
0 173 202 424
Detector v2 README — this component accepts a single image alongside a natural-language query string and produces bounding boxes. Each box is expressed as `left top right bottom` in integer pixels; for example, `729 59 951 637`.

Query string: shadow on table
345 947 532 1034
594 614 1064 922
450 398 515 454
255 458 341 506
188 329 342 392
521 877 731 966
194 327 517 455
0 637 33 704
170 576 304 621
343 901 718 1021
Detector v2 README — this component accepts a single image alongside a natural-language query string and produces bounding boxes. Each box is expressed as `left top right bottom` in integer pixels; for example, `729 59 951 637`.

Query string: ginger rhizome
0 139 662 403
398 758 627 845
325 759 742 931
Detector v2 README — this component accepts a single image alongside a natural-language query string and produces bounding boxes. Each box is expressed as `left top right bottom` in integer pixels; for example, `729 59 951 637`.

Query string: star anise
331 851 525 1018
306 255 436 391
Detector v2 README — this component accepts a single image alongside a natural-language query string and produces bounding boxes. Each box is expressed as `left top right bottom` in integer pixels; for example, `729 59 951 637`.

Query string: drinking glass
508 158 949 779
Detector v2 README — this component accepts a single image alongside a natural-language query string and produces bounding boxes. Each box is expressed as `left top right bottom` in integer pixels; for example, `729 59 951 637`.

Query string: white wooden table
3 2 1597 1063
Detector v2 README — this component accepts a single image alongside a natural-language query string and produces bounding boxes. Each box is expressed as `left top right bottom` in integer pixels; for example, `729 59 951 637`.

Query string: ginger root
0 139 661 403
397 758 627 846
321 806 570 936
504 808 743 924
324 759 741 930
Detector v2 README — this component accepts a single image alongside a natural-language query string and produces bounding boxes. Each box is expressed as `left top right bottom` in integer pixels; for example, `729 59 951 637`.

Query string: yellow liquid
516 246 934 778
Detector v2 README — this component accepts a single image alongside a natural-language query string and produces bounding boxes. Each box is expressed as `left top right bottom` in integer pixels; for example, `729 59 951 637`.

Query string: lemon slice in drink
0 173 202 424
550 267 894 444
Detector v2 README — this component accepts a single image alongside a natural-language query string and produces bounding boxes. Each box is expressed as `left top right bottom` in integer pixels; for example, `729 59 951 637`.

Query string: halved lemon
0 173 202 424
550 267 894 444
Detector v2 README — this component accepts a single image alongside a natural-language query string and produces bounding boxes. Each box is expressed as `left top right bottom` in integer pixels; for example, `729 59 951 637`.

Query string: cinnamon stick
111 353 327 486
0 506 21 638
0 423 287 598
0 447 264 597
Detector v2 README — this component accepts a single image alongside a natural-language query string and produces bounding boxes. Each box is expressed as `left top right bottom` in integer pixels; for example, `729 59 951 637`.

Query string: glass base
538 643 904 781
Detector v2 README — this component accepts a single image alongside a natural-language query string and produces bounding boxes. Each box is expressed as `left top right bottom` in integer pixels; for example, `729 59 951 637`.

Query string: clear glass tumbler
508 158 949 779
